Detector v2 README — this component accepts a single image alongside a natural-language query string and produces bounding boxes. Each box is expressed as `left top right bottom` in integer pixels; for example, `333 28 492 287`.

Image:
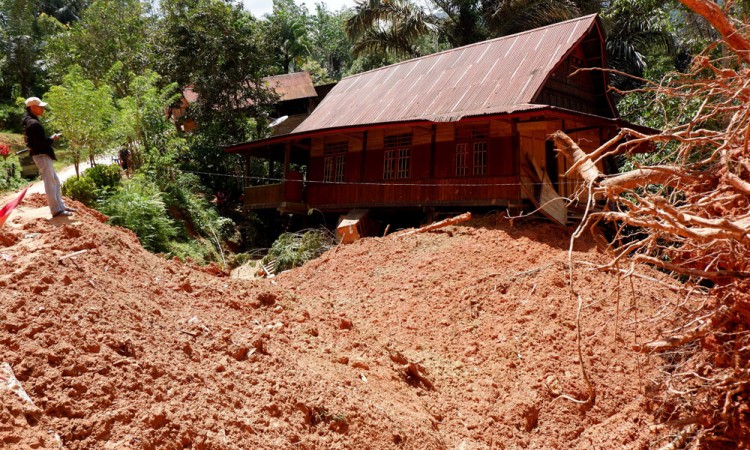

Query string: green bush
84 163 121 190
62 175 97 205
99 176 177 252
163 173 233 236
263 228 336 273
0 159 26 193
167 239 219 265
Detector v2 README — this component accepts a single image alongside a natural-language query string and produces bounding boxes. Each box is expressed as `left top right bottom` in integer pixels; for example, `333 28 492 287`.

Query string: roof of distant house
294 14 605 133
181 71 318 106
263 72 317 101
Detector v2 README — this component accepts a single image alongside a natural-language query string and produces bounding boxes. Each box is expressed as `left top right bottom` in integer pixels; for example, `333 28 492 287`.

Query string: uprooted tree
553 0 750 446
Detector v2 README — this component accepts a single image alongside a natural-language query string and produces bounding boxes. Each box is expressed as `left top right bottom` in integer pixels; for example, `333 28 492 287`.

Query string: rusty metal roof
182 72 317 106
294 14 602 134
263 72 317 101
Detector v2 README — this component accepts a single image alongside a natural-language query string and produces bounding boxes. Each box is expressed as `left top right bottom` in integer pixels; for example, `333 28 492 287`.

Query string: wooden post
429 124 436 179
360 131 368 182
283 142 291 198
512 119 521 204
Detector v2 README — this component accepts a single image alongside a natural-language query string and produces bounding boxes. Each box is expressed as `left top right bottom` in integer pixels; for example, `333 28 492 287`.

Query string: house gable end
531 19 617 118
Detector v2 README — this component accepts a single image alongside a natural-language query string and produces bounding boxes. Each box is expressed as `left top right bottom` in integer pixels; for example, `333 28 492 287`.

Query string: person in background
119 145 132 178
22 97 74 218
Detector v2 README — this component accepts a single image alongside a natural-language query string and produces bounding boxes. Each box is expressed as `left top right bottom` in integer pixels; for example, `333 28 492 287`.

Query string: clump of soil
1 201 686 448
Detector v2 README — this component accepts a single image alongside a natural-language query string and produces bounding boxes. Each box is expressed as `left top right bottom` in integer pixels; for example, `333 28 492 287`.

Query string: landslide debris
1 197 685 449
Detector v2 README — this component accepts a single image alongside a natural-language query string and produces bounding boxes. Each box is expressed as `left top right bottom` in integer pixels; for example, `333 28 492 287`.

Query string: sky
241 0 357 18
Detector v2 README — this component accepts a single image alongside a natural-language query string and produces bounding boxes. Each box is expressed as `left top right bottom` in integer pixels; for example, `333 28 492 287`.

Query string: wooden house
226 15 648 224
168 72 323 134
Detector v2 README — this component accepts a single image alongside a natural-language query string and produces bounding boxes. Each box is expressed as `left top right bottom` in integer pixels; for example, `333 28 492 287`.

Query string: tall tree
155 0 276 193
0 0 62 98
600 0 674 90
482 0 582 38
308 3 354 80
262 0 311 74
44 0 152 97
44 65 116 176
346 0 434 59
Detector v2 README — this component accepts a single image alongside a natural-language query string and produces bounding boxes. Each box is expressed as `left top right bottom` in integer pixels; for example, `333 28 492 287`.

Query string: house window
455 143 468 176
473 141 487 175
323 141 347 182
455 126 488 176
384 133 411 179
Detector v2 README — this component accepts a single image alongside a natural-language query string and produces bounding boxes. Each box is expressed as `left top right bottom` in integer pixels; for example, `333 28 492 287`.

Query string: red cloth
0 185 29 228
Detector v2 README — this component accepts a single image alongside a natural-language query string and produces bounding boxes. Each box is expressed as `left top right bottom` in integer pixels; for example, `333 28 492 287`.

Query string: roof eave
225 105 657 154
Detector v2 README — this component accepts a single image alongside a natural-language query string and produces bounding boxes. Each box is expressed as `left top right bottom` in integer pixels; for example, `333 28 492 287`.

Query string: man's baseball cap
25 97 48 108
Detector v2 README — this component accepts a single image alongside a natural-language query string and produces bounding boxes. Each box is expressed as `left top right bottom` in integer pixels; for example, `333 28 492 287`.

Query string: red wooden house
168 72 323 134
226 15 647 224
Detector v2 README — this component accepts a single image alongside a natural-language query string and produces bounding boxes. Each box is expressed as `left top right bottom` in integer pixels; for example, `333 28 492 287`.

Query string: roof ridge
341 14 599 80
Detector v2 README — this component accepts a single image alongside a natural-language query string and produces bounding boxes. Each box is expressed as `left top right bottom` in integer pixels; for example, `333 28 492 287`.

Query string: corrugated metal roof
182 72 317 105
294 14 600 134
263 72 317 101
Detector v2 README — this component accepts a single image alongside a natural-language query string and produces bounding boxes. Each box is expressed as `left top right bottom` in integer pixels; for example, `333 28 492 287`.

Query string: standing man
22 97 74 218
118 144 132 178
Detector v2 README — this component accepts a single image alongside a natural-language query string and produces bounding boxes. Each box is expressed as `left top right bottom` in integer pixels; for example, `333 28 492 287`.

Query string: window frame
454 125 489 177
383 133 412 180
323 141 347 183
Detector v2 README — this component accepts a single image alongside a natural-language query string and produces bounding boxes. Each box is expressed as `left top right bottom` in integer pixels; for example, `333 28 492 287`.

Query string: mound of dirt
1 198 688 449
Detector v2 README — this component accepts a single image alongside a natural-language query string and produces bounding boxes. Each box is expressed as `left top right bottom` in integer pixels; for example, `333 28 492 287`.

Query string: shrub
263 228 336 273
167 239 219 265
84 163 121 190
99 176 176 252
0 160 25 193
62 176 97 205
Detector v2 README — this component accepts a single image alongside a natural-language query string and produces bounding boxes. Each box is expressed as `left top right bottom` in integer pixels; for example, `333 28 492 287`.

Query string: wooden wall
517 118 603 200
306 120 520 210
303 116 611 211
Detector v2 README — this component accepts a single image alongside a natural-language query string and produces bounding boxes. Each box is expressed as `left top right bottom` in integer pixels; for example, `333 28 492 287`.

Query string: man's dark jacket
22 110 56 160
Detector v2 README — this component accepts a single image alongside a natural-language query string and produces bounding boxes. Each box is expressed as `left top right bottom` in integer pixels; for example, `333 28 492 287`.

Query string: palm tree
431 0 487 47
482 0 582 40
346 0 435 59
601 1 674 90
346 0 675 92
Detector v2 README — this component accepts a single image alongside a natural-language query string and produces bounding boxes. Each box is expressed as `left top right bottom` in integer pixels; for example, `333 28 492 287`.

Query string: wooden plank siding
305 119 521 210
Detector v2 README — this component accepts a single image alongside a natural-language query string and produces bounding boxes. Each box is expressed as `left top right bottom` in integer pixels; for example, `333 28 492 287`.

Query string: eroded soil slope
1 196 684 449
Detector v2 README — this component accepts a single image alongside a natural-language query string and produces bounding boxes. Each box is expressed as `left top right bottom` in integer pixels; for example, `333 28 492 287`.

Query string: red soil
1 195 688 449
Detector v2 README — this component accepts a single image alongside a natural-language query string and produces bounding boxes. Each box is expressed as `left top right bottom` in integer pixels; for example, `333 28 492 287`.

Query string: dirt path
1 153 116 223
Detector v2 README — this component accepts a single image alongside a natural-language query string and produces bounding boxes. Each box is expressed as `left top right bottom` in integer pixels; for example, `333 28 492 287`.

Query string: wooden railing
244 171 304 209
244 183 285 209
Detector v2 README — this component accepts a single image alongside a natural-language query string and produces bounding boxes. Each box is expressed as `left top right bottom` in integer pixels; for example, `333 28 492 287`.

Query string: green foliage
62 175 97 204
308 5 354 81
262 0 311 74
84 163 121 191
44 66 116 176
166 239 220 265
346 0 435 59
0 103 23 131
61 163 122 205
99 176 177 252
155 0 277 195
161 172 235 241
155 0 276 136
44 0 152 96
602 0 675 90
0 0 62 100
0 150 25 192
263 228 336 273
